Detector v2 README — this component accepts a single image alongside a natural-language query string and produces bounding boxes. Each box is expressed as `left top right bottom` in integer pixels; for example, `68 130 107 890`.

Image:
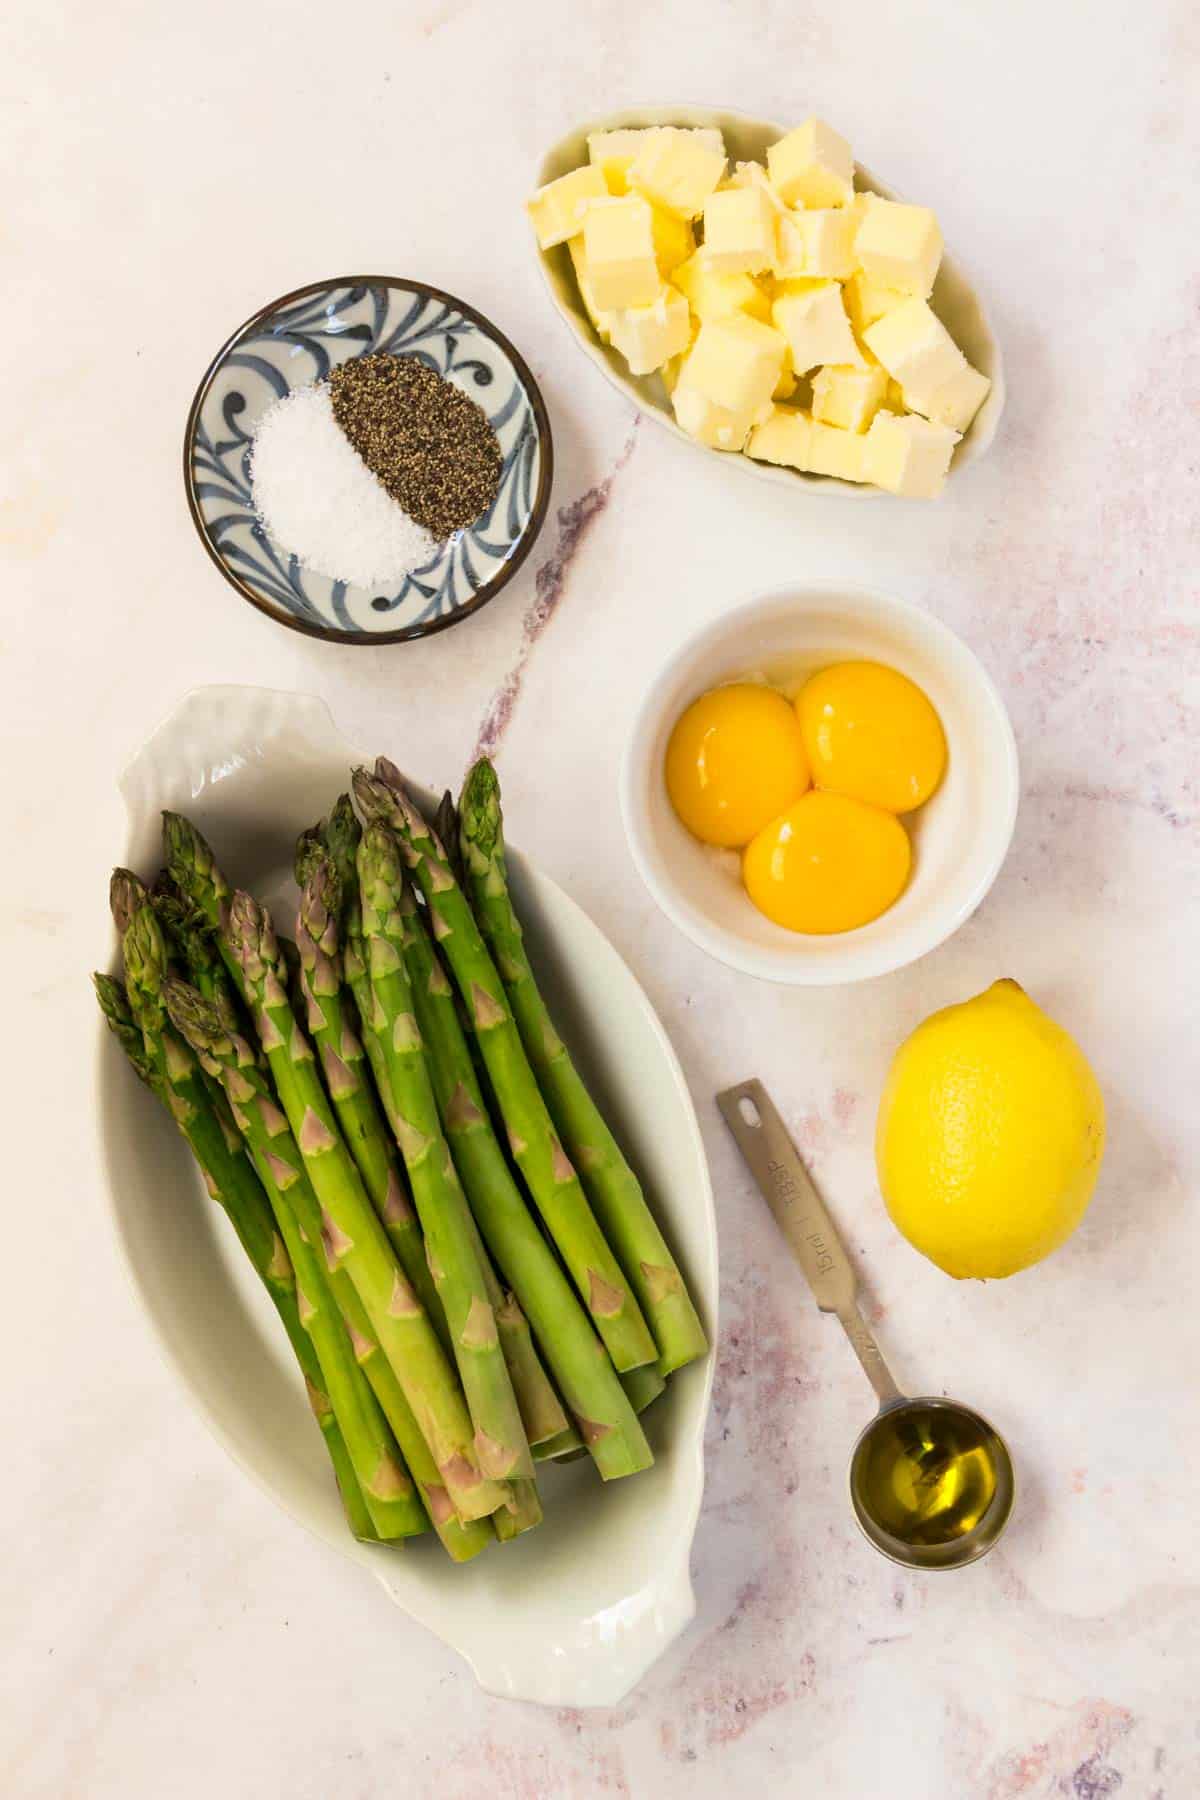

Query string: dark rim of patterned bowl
183 275 555 646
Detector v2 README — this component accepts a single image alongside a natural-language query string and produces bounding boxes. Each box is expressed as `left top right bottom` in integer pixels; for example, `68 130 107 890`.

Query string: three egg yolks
665 663 946 935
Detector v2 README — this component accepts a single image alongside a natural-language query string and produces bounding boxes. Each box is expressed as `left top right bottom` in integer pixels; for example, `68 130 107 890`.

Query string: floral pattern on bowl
184 278 553 643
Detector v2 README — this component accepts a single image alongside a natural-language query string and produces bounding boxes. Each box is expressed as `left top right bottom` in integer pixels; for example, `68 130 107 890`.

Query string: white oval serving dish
532 104 1005 496
621 584 1019 985
97 684 716 1706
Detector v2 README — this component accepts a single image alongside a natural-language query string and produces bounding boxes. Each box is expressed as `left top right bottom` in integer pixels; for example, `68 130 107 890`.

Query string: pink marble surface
4 0 1198 1793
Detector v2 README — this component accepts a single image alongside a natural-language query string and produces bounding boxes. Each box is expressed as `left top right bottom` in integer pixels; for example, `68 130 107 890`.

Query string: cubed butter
661 332 697 395
903 361 991 433
587 128 653 194
629 127 726 219
865 412 960 497
851 190 879 231
682 313 788 417
701 186 778 274
854 199 943 298
842 269 909 335
745 405 812 470
803 416 876 482
767 118 855 209
862 297 965 392
588 126 724 195
811 362 887 433
567 236 615 342
582 195 661 309
649 202 695 275
775 207 857 279
671 382 755 451
674 252 771 323
772 281 863 373
526 165 610 248
727 160 787 210
608 285 692 375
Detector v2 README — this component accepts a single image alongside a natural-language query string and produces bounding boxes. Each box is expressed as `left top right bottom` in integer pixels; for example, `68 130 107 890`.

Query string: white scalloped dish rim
532 103 1005 497
96 684 717 1707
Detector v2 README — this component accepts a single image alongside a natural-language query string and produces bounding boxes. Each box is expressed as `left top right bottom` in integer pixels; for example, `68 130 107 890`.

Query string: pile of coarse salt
250 383 437 588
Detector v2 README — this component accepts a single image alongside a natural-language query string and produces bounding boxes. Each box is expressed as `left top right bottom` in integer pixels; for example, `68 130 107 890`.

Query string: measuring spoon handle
717 1079 904 1409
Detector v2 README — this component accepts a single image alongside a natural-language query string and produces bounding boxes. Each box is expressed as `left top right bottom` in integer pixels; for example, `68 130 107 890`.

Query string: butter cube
851 190 879 231
745 405 812 470
649 202 695 275
588 128 652 194
583 196 661 309
588 127 724 195
674 252 771 323
662 331 698 397
608 285 692 375
904 361 991 433
702 186 778 274
682 313 788 417
567 236 615 342
775 207 857 279
767 118 854 209
855 199 943 298
842 269 909 336
772 281 863 373
671 382 755 451
629 127 726 219
866 412 960 497
863 298 965 392
727 160 787 211
526 165 610 248
804 416 876 482
811 362 887 433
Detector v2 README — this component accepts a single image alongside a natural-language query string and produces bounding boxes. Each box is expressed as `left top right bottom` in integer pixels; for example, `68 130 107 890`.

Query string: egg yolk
742 790 912 934
797 661 946 813
665 683 810 848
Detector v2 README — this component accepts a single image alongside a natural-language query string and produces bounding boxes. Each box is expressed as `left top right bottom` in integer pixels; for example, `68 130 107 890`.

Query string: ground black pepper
329 353 502 541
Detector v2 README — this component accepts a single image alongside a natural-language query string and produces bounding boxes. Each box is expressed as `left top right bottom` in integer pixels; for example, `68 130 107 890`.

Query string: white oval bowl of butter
528 106 1004 498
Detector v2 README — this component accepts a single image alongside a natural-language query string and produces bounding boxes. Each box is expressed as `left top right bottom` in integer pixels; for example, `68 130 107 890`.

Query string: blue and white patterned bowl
184 277 553 643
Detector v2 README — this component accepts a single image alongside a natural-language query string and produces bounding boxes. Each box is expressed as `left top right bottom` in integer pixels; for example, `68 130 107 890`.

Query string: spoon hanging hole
737 1094 762 1129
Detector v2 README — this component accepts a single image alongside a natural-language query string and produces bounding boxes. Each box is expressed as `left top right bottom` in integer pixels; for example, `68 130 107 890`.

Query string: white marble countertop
6 0 1198 1793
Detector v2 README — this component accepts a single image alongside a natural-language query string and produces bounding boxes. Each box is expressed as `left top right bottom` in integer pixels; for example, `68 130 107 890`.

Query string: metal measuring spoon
718 1079 1015 1571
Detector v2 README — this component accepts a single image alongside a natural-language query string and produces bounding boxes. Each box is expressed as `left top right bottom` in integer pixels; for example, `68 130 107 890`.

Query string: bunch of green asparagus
95 758 707 1558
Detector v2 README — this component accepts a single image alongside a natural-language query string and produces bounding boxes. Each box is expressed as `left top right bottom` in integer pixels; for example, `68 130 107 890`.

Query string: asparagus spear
294 847 441 1331
110 867 149 937
536 1427 586 1462
162 814 503 1521
94 969 377 1538
357 825 536 1488
316 828 571 1456
124 909 425 1541
308 794 570 1454
148 881 243 1033
307 1377 378 1541
391 871 652 1479
163 978 501 1557
219 886 507 1523
621 1363 667 1415
353 764 658 1374
459 759 708 1376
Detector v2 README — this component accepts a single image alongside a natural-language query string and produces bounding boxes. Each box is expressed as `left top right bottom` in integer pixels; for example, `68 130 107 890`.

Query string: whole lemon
876 979 1105 1279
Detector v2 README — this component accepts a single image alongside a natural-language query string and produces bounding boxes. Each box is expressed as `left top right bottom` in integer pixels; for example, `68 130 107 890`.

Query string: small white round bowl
620 585 1019 986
